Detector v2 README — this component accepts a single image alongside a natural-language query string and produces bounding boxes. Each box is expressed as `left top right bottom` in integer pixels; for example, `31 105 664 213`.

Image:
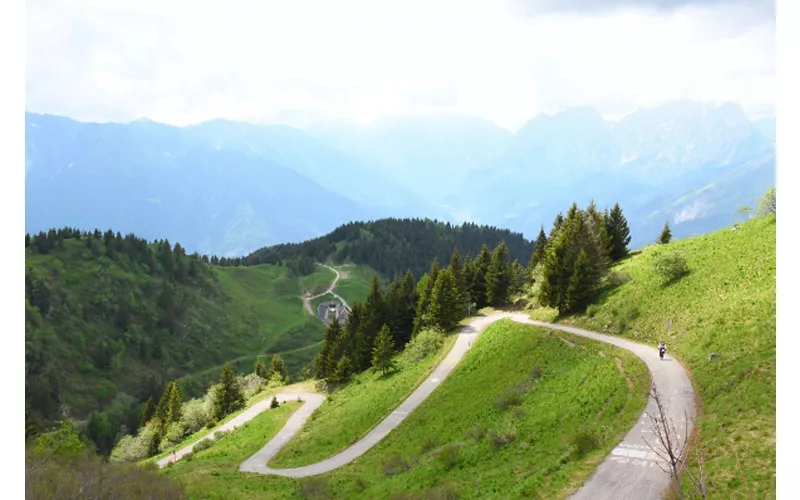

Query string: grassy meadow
529 214 776 498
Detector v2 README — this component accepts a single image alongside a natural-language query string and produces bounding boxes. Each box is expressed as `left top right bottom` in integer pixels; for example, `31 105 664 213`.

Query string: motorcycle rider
658 341 667 360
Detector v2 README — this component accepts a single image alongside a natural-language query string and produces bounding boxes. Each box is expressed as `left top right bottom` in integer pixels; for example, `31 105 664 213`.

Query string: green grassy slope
162 320 649 499
297 266 337 296
269 334 458 467
531 214 776 498
146 381 316 464
330 264 385 304
160 402 301 499
180 262 381 395
25 238 329 426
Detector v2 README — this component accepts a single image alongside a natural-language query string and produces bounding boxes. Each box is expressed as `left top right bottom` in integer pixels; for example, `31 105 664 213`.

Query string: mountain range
25 101 775 255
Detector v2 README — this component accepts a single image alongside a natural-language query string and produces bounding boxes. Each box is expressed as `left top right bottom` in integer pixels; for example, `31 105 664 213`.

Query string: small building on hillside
317 300 349 325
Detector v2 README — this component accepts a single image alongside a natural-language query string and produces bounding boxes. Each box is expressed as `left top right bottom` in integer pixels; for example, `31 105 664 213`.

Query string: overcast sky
25 0 774 131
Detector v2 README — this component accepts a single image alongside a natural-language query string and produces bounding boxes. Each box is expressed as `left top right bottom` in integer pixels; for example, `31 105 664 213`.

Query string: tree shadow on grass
658 270 692 289
375 368 401 381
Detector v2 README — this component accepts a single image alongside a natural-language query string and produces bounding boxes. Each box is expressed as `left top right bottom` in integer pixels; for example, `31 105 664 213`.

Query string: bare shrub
494 388 523 410
488 428 517 450
298 476 332 500
382 455 412 476
643 384 708 500
466 423 486 443
437 443 460 469
419 435 441 454
424 485 461 500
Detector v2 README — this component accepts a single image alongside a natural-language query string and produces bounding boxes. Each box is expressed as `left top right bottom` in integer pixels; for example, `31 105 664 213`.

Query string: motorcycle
659 345 666 360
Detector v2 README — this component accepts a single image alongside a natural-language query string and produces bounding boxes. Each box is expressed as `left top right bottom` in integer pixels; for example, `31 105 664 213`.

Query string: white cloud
25 0 774 131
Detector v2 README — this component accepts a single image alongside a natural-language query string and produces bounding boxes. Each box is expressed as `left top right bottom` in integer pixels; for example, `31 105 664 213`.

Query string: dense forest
24 227 323 453
240 218 536 279
312 202 633 386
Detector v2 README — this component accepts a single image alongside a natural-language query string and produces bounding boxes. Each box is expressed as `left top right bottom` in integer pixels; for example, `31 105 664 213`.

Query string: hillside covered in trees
240 218 536 280
25 201 635 464
24 227 327 453
311 201 634 387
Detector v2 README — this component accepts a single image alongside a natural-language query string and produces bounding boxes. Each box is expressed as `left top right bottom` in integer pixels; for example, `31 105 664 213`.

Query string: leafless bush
298 476 332 500
419 435 441 454
382 455 412 476
437 443 460 469
466 423 486 443
488 428 517 450
643 384 708 500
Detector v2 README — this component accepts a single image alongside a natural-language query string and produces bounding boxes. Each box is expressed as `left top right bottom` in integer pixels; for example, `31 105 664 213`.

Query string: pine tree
449 248 467 312
549 212 565 240
385 277 403 346
462 255 475 313
154 385 171 425
214 364 245 420
469 245 491 309
345 303 369 372
254 358 269 379
103 230 115 259
167 381 183 423
139 398 156 427
508 259 526 296
87 411 114 456
413 260 440 334
159 241 175 277
582 203 612 272
605 203 632 261
315 319 343 379
565 249 594 312
188 258 199 279
538 226 571 313
385 270 418 349
528 226 548 270
362 275 386 351
371 325 396 376
585 200 613 261
537 202 612 315
399 270 419 342
429 268 461 331
486 242 511 307
428 258 441 286
329 354 352 385
657 221 672 244
269 354 289 383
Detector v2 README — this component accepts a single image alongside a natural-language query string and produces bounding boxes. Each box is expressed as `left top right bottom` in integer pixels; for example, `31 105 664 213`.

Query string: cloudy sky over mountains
26 0 774 130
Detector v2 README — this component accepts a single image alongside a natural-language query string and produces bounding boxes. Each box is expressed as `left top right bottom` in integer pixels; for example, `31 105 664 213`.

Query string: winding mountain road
235 312 695 499
301 263 351 317
161 265 695 498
